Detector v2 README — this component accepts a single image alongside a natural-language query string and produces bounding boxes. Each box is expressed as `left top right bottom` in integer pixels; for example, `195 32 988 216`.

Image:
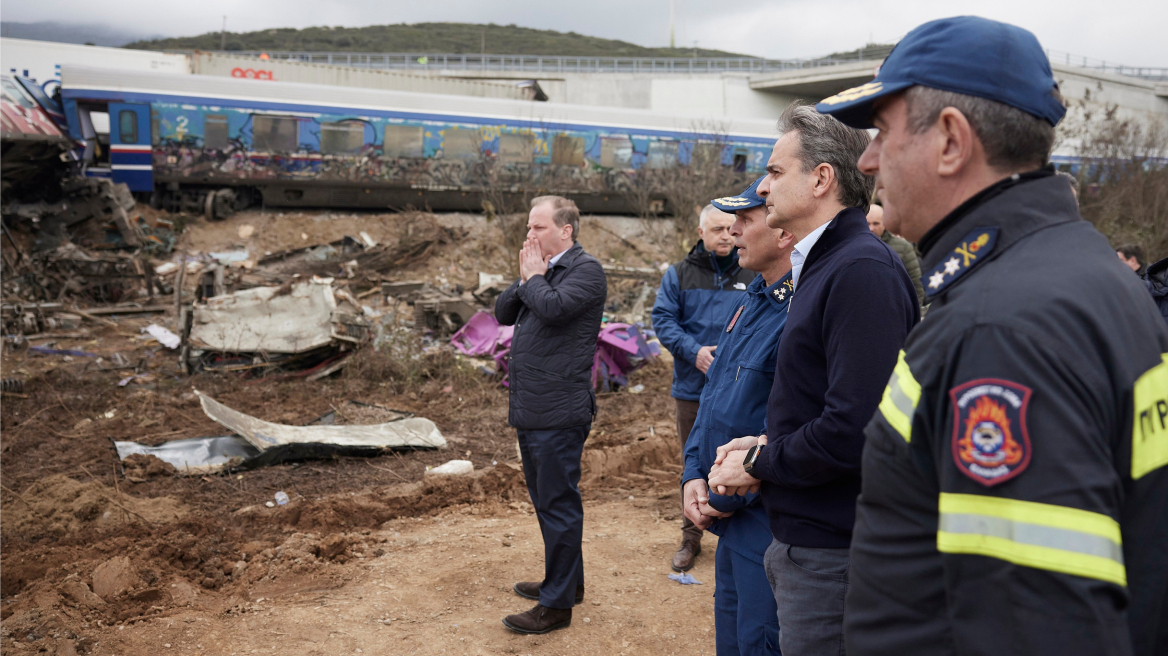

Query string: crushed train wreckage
113 393 447 475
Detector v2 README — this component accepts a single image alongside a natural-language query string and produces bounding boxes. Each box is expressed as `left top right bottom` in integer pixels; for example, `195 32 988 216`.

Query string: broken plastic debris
143 324 181 349
274 491 289 506
30 346 98 357
195 390 447 454
425 460 474 476
628 384 645 394
113 435 259 475
668 573 702 585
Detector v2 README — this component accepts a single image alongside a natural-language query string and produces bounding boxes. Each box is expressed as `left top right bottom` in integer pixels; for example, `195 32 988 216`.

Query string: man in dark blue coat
681 177 795 656
494 196 607 635
652 204 755 571
709 103 918 656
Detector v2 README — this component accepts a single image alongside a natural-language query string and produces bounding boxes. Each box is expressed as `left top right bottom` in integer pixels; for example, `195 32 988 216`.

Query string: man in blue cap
813 15 1168 656
652 202 755 572
681 177 794 656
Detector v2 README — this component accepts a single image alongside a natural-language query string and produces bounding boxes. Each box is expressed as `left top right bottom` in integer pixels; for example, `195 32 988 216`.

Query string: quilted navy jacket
494 242 607 430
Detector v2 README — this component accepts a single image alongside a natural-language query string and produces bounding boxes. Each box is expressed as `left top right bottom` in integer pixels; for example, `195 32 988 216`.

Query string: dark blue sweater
750 207 919 548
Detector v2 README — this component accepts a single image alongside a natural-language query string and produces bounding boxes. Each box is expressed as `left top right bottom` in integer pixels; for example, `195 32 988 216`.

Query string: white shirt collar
790 220 832 290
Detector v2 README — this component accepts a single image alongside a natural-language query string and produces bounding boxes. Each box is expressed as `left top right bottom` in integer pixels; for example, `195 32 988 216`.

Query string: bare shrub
624 122 751 259
1059 89 1168 260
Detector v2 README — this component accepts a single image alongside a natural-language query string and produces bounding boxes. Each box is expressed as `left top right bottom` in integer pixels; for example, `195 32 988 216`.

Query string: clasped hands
519 238 549 282
682 435 766 529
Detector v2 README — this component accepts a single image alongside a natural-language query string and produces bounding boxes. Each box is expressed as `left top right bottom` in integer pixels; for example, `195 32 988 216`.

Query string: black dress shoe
502 604 572 635
513 581 585 605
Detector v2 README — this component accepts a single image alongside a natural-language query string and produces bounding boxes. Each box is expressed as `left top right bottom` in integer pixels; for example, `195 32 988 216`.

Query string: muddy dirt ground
1 208 722 655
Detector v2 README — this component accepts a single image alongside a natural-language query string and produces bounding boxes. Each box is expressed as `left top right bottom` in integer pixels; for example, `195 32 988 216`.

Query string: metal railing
179 51 880 74
1045 49 1168 82
175 50 1168 82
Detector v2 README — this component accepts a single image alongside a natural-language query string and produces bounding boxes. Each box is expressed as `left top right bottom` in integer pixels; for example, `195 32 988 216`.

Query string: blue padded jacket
651 243 755 401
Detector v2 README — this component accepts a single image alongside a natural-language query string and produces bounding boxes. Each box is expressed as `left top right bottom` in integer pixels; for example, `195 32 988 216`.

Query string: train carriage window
252 115 298 153
383 125 424 158
600 136 633 169
443 129 484 159
692 142 722 169
647 141 679 169
119 110 138 144
204 114 229 149
321 121 366 155
551 134 585 166
499 133 534 164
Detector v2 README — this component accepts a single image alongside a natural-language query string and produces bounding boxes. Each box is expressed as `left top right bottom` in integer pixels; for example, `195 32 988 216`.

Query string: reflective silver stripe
887 370 916 419
939 512 1125 565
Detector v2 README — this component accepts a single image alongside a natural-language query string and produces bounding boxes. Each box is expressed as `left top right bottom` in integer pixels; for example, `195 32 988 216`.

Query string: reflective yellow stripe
1132 353 1168 479
937 493 1126 587
878 350 920 442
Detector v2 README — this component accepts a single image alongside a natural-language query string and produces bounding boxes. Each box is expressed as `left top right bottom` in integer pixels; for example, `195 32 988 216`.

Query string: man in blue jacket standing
709 103 918 656
652 204 756 571
682 177 795 656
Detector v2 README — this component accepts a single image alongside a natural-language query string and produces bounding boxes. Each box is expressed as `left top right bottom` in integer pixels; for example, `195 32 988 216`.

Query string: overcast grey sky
5 0 1167 66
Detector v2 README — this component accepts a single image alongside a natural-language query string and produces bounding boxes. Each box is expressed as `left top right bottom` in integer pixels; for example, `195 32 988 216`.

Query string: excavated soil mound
1 474 187 541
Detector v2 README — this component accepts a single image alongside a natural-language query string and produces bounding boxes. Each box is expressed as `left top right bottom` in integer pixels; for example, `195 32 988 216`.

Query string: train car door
109 102 153 191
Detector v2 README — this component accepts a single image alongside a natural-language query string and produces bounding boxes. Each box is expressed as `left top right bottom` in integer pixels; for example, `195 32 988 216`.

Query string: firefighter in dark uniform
816 16 1168 656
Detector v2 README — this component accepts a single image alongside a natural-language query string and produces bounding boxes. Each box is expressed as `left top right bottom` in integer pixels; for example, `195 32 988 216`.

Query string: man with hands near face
494 196 607 635
680 178 794 656
652 204 755 572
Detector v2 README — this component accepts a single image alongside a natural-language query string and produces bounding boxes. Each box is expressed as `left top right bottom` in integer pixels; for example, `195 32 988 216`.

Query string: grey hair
777 102 874 210
698 204 728 229
530 195 580 240
904 86 1056 171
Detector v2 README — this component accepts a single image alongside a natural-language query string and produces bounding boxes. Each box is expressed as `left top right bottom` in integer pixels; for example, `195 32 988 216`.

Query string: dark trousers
675 398 704 545
716 540 782 656
517 424 589 610
764 539 849 656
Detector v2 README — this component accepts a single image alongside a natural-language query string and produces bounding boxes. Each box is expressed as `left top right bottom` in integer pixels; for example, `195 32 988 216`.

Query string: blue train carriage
58 65 777 216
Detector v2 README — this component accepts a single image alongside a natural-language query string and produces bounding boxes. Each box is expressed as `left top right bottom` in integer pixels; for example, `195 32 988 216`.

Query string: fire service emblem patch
949 379 1033 486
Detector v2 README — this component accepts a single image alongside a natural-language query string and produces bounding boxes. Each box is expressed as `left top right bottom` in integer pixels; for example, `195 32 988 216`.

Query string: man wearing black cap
815 15 1168 656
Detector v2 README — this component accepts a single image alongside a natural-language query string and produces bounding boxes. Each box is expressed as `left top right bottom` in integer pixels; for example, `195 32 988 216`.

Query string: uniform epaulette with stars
771 278 794 302
923 227 999 298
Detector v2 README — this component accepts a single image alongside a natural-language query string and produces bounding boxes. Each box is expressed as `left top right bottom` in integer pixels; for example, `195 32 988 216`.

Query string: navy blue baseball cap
711 176 766 212
816 16 1066 129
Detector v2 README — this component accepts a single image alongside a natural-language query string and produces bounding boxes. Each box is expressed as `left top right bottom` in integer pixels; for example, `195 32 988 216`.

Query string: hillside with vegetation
124 22 753 58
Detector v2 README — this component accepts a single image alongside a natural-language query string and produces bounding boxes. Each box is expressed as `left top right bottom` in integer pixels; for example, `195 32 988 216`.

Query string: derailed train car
59 65 778 216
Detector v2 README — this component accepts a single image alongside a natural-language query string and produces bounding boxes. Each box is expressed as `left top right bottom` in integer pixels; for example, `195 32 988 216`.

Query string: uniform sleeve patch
950 378 1033 486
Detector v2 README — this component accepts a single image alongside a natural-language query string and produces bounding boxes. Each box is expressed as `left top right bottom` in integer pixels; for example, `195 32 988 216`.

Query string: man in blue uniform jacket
653 204 755 571
682 177 795 656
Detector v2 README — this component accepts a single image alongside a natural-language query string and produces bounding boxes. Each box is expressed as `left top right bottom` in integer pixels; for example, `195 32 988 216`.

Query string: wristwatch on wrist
742 444 763 475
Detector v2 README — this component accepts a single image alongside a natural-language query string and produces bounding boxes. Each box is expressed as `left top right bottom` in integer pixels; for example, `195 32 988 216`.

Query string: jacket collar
685 241 741 274
546 242 584 279
802 206 871 273
917 166 1078 299
751 271 795 309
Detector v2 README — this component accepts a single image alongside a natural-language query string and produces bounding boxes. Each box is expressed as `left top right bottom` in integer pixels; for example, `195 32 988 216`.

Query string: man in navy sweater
709 103 919 656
